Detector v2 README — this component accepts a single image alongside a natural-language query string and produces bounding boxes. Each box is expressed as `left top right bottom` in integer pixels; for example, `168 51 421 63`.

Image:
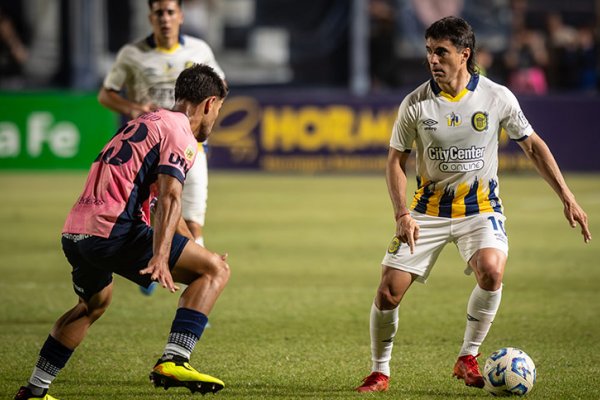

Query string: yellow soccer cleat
14 386 59 400
150 355 224 394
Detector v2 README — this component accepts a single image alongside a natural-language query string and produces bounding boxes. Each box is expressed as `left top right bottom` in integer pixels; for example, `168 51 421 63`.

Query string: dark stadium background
0 0 599 173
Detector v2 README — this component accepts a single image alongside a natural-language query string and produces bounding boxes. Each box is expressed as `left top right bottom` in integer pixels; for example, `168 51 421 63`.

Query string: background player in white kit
356 16 591 393
98 0 224 254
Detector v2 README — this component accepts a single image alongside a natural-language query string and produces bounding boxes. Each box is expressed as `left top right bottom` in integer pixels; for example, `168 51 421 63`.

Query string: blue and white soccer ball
483 347 536 396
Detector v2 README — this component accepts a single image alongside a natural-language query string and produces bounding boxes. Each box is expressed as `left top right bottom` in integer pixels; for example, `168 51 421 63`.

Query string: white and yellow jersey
103 34 225 109
391 74 533 218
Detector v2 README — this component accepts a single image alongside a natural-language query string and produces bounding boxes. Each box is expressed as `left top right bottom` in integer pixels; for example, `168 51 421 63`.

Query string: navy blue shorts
61 223 189 302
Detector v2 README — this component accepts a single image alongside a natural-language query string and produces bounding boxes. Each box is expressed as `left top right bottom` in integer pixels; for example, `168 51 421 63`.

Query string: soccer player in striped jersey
15 65 229 400
356 16 591 393
99 0 225 266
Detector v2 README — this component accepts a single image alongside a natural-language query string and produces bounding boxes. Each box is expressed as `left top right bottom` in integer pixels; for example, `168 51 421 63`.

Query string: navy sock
170 307 208 338
28 335 73 391
163 308 208 359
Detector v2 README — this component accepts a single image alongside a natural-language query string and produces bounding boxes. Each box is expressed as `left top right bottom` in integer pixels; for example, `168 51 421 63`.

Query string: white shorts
382 212 509 283
182 148 208 226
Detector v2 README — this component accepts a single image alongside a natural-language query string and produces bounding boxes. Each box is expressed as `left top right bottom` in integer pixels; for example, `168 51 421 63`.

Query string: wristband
396 212 410 220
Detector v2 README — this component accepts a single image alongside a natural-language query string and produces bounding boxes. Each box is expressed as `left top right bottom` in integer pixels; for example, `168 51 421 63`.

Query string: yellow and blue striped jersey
390 74 533 218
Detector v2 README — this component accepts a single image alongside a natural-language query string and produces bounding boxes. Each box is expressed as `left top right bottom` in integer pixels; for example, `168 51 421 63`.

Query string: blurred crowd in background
0 0 598 95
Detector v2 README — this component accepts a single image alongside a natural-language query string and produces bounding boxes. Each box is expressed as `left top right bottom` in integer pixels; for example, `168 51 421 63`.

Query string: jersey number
487 216 507 236
96 123 148 165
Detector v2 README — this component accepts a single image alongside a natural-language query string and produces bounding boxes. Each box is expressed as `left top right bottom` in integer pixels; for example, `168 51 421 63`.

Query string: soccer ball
483 347 536 396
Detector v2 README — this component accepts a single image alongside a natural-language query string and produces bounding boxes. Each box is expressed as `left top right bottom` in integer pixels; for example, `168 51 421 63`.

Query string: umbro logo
423 118 438 131
467 313 480 322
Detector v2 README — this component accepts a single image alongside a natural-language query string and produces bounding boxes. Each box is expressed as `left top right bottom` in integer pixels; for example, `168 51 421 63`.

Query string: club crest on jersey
446 112 462 127
387 236 401 254
471 111 488 132
185 145 195 161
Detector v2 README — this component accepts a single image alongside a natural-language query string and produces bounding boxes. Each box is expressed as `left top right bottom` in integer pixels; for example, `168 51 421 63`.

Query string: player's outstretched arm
517 132 591 243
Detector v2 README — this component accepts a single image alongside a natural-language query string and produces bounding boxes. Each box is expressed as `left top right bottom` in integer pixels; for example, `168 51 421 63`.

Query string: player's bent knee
197 253 231 286
477 267 503 290
472 251 505 290
376 287 402 309
212 257 231 286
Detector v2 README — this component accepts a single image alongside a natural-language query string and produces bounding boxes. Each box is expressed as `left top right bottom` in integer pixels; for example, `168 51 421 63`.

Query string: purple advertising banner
519 96 600 171
207 90 600 172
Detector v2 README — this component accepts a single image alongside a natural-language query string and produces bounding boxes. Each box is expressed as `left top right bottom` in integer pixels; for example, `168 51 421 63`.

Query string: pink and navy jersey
63 109 197 238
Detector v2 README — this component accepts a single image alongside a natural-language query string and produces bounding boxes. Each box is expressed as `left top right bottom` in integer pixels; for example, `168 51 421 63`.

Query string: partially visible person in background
575 25 598 92
475 45 493 77
545 12 579 90
504 27 549 95
98 1 225 283
369 0 398 89
0 4 28 89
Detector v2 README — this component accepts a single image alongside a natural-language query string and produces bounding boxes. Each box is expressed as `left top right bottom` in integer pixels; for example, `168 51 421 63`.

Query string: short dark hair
425 16 477 75
175 64 228 104
148 0 182 8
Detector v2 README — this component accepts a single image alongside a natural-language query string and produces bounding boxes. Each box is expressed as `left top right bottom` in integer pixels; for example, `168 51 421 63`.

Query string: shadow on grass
17 378 488 399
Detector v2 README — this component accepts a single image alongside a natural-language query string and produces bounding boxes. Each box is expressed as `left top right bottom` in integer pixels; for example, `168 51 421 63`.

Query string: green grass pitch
0 171 599 399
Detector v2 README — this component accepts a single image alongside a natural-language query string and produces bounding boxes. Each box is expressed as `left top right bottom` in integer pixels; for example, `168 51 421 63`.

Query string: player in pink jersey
98 0 225 254
99 0 227 296
15 64 229 400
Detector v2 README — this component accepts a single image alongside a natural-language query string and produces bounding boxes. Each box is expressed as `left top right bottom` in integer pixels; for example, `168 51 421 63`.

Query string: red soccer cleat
453 353 485 388
355 371 389 393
